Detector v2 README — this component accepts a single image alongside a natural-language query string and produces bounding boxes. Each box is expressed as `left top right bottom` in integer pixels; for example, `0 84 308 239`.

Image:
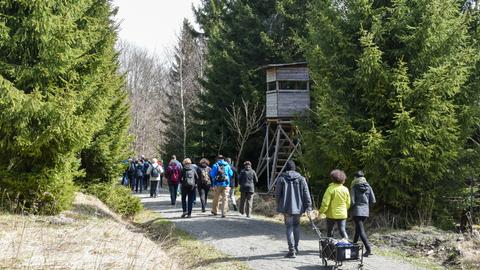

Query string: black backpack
216 164 227 182
151 165 160 178
135 163 144 177
182 169 196 188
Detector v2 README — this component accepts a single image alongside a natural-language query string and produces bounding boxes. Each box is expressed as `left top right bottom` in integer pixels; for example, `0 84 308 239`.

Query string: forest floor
0 193 177 270
138 189 477 270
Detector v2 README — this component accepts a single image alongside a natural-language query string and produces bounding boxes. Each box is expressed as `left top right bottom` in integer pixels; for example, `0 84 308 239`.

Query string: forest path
138 190 425 270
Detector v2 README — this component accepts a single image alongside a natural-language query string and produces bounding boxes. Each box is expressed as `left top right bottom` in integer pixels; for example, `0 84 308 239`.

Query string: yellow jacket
319 183 351 219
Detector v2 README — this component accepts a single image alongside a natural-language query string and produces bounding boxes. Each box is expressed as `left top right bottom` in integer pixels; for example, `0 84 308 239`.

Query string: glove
319 213 327 219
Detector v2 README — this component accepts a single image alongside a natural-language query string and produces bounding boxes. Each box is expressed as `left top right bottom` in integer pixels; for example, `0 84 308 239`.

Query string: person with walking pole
275 160 313 258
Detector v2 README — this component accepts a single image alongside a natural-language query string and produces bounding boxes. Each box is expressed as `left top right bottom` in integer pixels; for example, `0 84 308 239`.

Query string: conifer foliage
303 0 480 220
0 0 130 213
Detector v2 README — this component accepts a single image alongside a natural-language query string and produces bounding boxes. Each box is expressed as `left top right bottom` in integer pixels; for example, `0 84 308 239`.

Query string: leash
306 211 323 238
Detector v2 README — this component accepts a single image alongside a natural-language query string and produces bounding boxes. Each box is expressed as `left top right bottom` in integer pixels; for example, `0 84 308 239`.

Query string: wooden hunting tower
256 62 310 192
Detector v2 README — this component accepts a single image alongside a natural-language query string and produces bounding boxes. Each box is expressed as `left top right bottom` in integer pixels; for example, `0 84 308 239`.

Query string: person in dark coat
276 160 312 258
238 161 258 218
350 170 376 257
181 158 199 218
196 158 212 213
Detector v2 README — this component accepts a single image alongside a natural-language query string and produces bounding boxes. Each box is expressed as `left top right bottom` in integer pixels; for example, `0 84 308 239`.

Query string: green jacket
319 183 351 219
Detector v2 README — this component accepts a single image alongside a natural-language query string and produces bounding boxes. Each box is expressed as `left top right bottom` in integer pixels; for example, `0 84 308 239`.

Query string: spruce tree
303 0 479 221
0 0 130 213
193 0 307 160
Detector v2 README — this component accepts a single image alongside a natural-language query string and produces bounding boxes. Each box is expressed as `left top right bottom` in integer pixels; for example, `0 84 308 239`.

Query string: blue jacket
210 160 234 187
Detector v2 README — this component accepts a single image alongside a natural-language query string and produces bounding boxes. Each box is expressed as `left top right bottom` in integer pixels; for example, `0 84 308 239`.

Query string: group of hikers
124 155 375 260
123 154 258 219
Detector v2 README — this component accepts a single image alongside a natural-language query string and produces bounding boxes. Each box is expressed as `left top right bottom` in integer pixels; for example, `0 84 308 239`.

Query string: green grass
376 247 446 270
134 210 251 270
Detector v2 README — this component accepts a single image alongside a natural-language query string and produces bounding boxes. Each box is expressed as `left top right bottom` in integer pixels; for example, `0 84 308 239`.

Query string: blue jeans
284 214 301 252
326 218 348 239
168 183 179 205
181 188 195 215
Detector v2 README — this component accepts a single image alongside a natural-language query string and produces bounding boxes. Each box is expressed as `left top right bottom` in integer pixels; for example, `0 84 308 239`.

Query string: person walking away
350 170 376 257
127 158 136 191
147 158 164 198
196 158 212 212
226 157 238 211
181 158 198 218
134 159 144 193
141 157 150 191
238 161 258 218
210 155 234 218
319 169 351 239
165 160 182 205
276 160 312 258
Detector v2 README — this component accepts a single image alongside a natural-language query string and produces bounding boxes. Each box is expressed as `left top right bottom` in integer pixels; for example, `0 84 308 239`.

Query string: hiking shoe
295 247 299 254
363 251 372 257
221 215 226 218
187 215 192 218
181 213 187 218
233 205 238 211
284 251 296 258
201 209 206 213
211 211 217 216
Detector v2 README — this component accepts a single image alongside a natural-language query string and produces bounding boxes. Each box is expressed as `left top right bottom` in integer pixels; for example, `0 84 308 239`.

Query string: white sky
112 0 201 58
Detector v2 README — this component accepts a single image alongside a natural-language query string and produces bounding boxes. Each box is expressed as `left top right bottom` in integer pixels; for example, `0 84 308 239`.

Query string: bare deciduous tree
226 98 265 165
117 40 169 158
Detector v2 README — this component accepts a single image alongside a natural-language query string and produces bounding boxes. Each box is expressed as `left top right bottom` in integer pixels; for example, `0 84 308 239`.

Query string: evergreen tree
303 0 479 222
0 0 130 213
192 0 307 161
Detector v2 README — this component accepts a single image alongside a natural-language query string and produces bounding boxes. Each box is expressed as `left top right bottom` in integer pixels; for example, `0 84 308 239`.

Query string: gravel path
139 190 424 270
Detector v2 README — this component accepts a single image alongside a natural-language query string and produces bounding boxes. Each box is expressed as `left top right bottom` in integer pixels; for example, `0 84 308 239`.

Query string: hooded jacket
350 177 376 217
275 171 312 215
319 183 351 219
238 165 258 193
210 160 234 187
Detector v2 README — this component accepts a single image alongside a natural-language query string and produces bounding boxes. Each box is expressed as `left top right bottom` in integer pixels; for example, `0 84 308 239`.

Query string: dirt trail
140 190 425 270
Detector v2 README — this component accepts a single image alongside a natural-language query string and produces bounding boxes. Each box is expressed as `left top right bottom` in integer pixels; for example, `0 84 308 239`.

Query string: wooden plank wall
277 91 310 117
266 92 278 118
266 69 277 82
276 67 309 81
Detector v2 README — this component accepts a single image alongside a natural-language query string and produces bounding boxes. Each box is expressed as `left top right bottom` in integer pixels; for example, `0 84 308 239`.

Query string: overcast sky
112 0 201 58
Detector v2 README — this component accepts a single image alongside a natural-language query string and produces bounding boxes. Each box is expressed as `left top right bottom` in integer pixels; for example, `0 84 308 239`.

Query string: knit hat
285 160 296 171
354 170 364 178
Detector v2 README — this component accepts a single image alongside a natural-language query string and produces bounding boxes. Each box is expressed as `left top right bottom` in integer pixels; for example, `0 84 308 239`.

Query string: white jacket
147 162 164 181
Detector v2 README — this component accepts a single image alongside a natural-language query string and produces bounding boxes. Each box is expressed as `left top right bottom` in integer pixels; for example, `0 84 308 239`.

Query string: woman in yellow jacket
319 169 351 239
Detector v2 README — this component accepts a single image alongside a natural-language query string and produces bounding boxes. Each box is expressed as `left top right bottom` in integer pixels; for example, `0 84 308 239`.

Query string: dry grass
0 192 177 270
134 210 250 270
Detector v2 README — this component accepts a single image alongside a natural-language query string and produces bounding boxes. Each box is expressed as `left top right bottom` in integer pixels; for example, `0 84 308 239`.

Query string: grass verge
134 210 250 270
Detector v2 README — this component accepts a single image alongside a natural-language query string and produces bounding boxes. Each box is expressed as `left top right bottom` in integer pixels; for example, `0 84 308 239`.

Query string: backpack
135 163 144 177
151 164 160 178
127 163 136 174
167 163 181 184
216 164 227 182
200 167 211 186
182 169 196 188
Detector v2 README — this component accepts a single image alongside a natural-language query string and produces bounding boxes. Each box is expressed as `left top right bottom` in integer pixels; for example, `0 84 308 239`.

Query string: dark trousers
181 188 195 215
168 183 179 205
284 214 301 251
239 192 254 217
198 185 210 211
143 175 149 190
326 218 348 239
150 180 159 197
135 176 143 192
129 174 135 190
353 216 371 252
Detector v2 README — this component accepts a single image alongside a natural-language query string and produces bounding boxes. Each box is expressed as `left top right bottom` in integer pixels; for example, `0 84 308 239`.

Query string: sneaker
211 211 217 216
221 215 226 218
202 209 206 213
284 251 296 258
181 213 187 218
363 251 372 257
187 215 192 218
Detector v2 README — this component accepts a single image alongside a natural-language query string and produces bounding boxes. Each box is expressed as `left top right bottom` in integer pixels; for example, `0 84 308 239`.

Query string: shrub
85 183 142 218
